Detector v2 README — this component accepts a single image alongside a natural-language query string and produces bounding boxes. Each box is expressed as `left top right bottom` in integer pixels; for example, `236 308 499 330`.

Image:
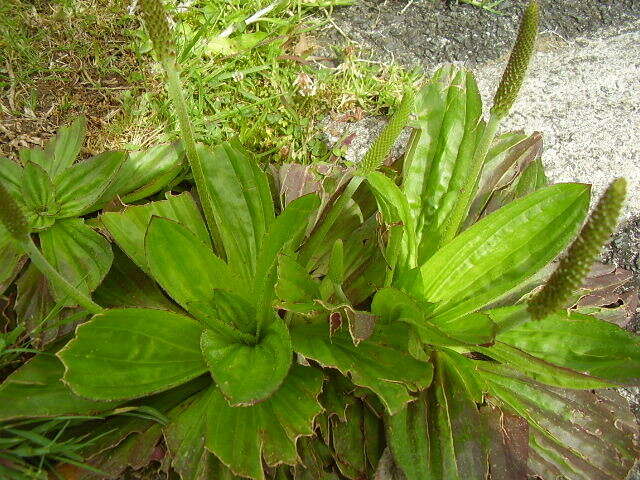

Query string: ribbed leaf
92 248 177 311
101 192 210 273
0 352 115 421
372 287 496 347
386 350 488 480
0 226 26 294
95 142 185 206
199 141 275 282
496 310 640 383
21 161 57 230
22 117 86 179
200 309 292 406
290 319 433 414
40 218 113 304
403 65 484 261
204 365 323 480
145 216 244 313
54 151 126 217
165 388 241 480
59 308 207 401
0 156 23 196
481 365 639 480
408 183 589 324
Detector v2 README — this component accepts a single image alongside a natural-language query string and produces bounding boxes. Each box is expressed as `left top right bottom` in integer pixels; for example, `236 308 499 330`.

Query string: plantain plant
0 1 638 480
0 120 186 342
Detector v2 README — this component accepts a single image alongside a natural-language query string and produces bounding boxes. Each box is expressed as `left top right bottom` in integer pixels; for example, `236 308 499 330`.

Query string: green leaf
14 264 56 341
40 218 113 304
95 142 185 206
44 117 87 178
145 216 244 313
290 319 433 414
101 192 210 273
275 254 321 314
372 287 496 347
0 156 23 196
366 171 417 273
0 352 115 421
92 247 177 311
18 117 86 179
386 350 488 480
253 194 320 328
200 308 292 406
407 183 590 324
199 141 275 282
58 308 207 401
165 388 241 480
21 161 57 230
0 226 26 294
496 310 640 383
478 341 615 389
481 365 639 479
403 65 484 261
54 151 126 217
204 365 324 480
331 399 384 479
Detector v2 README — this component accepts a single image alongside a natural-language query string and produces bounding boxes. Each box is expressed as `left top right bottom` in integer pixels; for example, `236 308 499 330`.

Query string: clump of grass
114 0 419 162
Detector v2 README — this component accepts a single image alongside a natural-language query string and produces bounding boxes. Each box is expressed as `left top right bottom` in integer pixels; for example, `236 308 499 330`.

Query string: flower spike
0 181 29 241
491 0 540 118
528 178 627 320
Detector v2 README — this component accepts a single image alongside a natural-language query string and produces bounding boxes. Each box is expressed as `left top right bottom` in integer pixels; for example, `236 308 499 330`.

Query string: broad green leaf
0 352 114 420
40 218 113 303
102 192 210 273
145 216 244 313
386 350 488 480
200 308 292 406
275 254 321 313
59 308 207 401
14 264 57 341
21 161 57 230
372 287 496 347
54 151 126 217
165 388 241 480
290 319 433 414
496 310 640 383
95 142 185 206
478 342 614 389
200 141 275 282
92 247 177 311
0 156 23 196
42 116 86 178
204 365 324 480
0 226 26 294
403 65 484 260
253 194 320 326
408 183 590 324
481 365 639 479
17 117 85 178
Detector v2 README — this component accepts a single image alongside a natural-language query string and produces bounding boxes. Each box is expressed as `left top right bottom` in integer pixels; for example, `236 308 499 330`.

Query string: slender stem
22 238 104 315
440 113 503 244
162 61 218 236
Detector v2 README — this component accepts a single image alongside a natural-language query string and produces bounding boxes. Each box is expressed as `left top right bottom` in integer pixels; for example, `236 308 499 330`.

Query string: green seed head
139 0 176 63
0 181 29 242
358 88 414 175
528 178 627 320
491 0 540 118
